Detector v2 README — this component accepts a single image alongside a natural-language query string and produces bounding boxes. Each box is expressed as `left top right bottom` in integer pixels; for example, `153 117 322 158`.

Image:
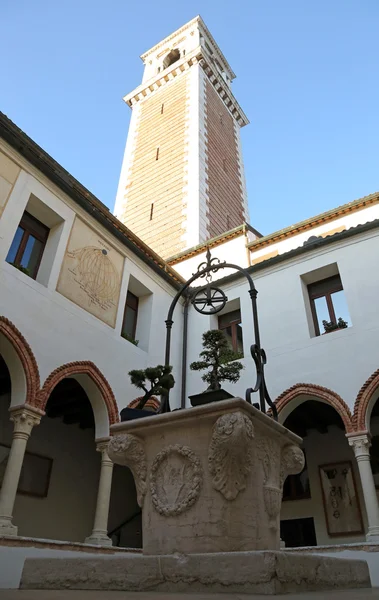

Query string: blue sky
1 1 378 235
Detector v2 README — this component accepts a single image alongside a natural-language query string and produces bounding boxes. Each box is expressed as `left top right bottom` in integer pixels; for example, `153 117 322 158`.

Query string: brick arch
275 383 354 433
353 369 379 432
36 361 119 426
0 316 40 405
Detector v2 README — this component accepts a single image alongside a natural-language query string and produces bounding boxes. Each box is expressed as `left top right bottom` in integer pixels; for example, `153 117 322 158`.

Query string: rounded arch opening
0 317 40 407
163 48 180 69
37 361 119 437
277 386 363 549
353 369 379 433
276 384 353 434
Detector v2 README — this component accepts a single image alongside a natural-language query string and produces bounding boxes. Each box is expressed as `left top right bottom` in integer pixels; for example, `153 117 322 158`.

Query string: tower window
150 203 154 220
155 147 160 161
161 103 164 115
222 158 227 172
163 49 180 69
219 114 224 125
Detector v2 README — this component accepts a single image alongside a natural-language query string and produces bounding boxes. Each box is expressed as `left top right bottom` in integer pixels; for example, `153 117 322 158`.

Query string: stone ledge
0 536 141 555
287 543 379 553
20 551 370 595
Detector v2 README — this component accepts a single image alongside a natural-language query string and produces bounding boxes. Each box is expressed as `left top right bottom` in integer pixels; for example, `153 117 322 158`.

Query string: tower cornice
123 47 249 127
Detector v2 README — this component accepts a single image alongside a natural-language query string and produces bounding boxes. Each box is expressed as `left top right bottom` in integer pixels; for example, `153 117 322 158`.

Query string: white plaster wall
0 145 183 420
186 226 379 412
280 427 367 546
172 234 249 282
249 203 379 262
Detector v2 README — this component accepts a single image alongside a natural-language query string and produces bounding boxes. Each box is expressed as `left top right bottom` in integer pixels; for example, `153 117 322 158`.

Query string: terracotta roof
247 191 379 251
211 218 379 289
0 112 185 289
167 223 261 266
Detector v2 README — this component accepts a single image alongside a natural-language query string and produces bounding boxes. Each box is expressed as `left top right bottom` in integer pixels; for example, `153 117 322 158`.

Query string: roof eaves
0 112 185 290
247 192 379 250
167 224 246 265
212 218 379 289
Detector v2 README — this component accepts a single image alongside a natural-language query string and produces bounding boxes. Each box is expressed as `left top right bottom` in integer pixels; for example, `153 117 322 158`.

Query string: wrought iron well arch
160 248 277 420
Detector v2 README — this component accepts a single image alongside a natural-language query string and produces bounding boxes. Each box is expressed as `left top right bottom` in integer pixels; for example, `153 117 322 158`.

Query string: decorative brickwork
353 369 379 432
275 383 354 433
205 80 245 238
36 361 119 426
120 73 189 258
0 316 40 405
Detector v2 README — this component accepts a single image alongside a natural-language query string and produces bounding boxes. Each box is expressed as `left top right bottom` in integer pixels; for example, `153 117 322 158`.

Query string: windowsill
310 326 354 341
120 335 147 354
3 260 45 289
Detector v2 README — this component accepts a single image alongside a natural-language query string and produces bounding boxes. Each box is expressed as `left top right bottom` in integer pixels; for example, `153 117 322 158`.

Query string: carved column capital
9 406 42 440
347 433 371 460
96 438 112 463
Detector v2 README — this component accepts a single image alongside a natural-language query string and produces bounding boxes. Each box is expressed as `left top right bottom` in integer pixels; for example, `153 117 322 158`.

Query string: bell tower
114 16 249 259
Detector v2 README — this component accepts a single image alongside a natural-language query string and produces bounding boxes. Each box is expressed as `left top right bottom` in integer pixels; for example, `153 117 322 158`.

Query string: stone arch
37 361 119 437
353 369 379 433
0 316 40 406
275 383 354 433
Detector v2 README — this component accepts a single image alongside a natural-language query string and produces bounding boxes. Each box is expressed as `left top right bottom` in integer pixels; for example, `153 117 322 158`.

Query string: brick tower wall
120 73 189 258
205 80 246 238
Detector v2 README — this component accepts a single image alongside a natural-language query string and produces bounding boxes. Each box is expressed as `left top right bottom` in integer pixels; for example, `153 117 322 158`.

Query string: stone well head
109 398 304 556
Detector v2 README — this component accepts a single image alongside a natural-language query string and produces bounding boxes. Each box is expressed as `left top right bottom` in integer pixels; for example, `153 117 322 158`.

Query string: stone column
85 439 114 546
0 406 42 536
348 433 379 541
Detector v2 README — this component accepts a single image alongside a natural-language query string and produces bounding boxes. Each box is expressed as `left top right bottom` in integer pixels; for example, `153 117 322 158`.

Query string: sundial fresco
67 246 120 305
57 218 124 327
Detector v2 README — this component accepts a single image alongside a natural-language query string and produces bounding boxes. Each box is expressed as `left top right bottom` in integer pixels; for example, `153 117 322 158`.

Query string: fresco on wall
57 218 124 327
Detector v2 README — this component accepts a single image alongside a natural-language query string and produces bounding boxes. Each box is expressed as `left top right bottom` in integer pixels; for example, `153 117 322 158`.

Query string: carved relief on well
150 444 202 517
280 444 305 486
257 438 304 528
208 411 255 501
108 434 147 507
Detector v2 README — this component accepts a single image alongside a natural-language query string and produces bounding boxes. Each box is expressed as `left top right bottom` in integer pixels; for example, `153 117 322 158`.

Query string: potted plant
322 317 348 334
189 329 244 406
121 365 175 421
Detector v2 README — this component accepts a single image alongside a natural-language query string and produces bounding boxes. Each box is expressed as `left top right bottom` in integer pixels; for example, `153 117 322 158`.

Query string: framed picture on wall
319 460 363 537
0 443 52 498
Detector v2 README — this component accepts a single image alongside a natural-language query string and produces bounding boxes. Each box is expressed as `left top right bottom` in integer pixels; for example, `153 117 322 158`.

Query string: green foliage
10 263 31 277
121 331 139 346
322 317 348 333
190 329 244 391
129 365 175 410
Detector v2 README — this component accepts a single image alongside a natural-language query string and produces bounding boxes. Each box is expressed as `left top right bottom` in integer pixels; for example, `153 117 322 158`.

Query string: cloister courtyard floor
0 590 377 599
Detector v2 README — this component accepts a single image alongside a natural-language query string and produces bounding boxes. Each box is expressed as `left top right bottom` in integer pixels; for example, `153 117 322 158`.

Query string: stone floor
0 591 377 599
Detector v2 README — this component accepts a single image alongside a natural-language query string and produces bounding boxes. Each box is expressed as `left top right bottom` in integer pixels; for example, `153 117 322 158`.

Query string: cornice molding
124 47 249 128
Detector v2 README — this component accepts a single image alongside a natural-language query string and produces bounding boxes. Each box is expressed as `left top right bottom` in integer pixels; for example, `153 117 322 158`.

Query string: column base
366 529 379 542
0 516 18 537
84 532 112 547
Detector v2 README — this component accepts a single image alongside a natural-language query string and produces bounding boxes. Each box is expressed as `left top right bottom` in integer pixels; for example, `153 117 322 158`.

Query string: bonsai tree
190 329 244 391
129 365 175 410
322 317 348 334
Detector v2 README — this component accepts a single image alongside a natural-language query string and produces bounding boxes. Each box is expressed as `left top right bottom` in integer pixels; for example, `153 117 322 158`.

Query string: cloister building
1 15 379 587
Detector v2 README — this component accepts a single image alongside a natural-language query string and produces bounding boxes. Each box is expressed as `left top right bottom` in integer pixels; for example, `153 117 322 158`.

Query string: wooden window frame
308 275 344 336
121 291 139 339
8 211 49 279
218 310 242 354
